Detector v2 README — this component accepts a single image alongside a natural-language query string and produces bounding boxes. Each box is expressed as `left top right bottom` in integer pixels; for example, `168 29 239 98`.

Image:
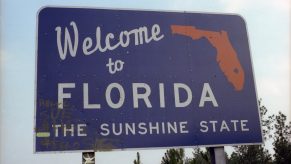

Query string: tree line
133 100 291 163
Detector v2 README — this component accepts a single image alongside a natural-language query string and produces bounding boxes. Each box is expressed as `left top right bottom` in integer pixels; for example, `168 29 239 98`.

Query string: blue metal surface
35 7 262 152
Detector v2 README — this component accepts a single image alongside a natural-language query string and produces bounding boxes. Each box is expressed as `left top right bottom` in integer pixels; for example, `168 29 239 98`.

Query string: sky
0 0 290 164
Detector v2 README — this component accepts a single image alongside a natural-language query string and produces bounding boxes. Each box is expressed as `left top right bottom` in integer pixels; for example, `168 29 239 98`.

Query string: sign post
209 147 226 164
35 7 262 153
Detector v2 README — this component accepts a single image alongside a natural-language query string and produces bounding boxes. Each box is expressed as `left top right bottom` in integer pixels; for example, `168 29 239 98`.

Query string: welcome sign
35 7 262 152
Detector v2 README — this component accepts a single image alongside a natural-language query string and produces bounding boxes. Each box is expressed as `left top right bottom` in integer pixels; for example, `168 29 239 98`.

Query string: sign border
34 5 263 153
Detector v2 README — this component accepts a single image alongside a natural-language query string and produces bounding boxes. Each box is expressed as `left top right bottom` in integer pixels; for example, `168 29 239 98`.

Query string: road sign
35 7 262 152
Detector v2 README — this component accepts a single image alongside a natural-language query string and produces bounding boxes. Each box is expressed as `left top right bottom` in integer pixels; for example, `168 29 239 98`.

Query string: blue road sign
35 7 262 152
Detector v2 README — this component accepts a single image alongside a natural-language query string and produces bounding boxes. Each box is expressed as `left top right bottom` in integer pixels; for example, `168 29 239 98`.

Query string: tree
161 148 185 164
228 100 273 163
159 101 291 163
259 99 275 140
228 145 272 164
273 112 291 163
185 148 211 164
134 152 141 164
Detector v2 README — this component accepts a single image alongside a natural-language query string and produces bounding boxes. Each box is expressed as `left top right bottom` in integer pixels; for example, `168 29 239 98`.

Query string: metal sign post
82 152 95 164
209 147 226 164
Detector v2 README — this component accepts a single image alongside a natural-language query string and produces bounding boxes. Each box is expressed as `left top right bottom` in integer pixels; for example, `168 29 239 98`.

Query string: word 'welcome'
55 21 165 60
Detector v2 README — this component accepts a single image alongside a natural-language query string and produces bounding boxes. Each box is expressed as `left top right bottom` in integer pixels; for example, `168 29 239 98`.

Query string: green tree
228 145 272 164
273 112 291 163
161 148 185 164
133 152 141 164
259 100 275 141
228 100 273 163
185 148 211 164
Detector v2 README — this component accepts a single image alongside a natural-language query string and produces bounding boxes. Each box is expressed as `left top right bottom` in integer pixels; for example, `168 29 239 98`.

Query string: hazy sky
1 0 290 164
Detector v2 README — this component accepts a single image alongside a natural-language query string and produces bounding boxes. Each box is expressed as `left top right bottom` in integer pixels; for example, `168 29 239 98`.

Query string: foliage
185 148 211 164
161 148 185 164
228 100 274 163
228 145 272 164
138 100 291 163
272 112 291 163
258 99 275 140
